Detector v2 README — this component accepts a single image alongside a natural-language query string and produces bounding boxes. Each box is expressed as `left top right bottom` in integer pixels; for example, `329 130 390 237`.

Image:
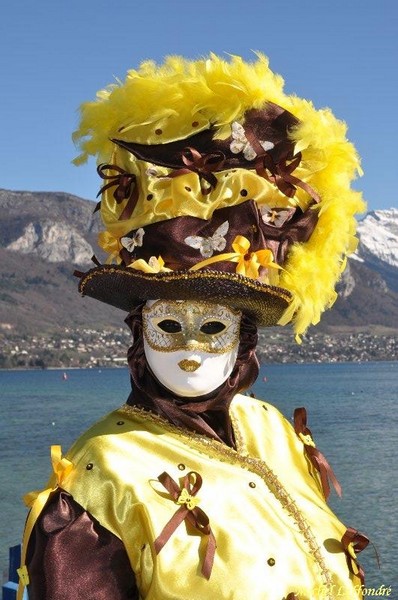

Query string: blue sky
1 0 397 212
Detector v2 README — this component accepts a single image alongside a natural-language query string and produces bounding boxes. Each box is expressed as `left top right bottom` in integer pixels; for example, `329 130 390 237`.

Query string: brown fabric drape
26 490 138 600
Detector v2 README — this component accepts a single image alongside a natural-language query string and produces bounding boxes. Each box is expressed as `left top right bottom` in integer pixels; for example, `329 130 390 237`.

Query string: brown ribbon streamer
294 407 342 500
165 147 225 195
90 254 102 267
244 127 320 204
154 470 216 579
341 527 370 585
96 163 139 220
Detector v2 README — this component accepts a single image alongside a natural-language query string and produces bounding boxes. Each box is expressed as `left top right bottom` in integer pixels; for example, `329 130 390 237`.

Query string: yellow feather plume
73 53 365 336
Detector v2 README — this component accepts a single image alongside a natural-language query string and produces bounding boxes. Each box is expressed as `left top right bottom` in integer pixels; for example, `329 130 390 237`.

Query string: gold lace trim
79 267 292 301
118 402 333 594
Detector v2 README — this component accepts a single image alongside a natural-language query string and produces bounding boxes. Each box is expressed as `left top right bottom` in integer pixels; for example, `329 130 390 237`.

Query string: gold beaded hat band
73 54 365 336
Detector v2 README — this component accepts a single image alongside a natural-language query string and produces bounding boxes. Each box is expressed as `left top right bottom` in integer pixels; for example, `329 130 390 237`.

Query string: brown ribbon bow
244 127 320 204
342 527 370 585
154 470 216 579
294 407 342 500
165 147 225 195
95 163 139 220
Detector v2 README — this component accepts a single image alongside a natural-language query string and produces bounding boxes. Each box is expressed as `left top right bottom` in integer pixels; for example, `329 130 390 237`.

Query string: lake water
1 362 397 592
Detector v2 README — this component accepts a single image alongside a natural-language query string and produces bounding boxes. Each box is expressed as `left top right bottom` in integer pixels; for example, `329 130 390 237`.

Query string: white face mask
142 300 241 397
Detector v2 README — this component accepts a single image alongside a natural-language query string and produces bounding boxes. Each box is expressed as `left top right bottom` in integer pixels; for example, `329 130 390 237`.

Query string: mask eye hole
200 321 226 335
157 319 182 333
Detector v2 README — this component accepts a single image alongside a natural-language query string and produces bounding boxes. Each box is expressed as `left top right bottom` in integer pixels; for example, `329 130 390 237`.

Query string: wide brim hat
73 53 365 336
78 266 291 327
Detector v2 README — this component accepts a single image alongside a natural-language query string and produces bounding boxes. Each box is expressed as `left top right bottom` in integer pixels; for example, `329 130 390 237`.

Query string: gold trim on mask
142 300 241 354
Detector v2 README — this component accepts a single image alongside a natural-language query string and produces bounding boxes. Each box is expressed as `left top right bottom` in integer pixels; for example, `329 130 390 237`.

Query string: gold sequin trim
79 267 292 303
118 403 333 595
142 299 241 354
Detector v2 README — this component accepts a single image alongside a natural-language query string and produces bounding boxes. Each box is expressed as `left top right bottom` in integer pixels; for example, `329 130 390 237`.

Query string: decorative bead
86 463 93 470
249 481 256 488
192 121 199 127
117 421 125 426
178 463 186 471
267 557 276 566
146 194 153 201
155 128 162 135
240 189 248 197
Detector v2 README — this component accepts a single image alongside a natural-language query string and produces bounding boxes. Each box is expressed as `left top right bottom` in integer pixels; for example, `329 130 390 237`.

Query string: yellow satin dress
20 394 364 600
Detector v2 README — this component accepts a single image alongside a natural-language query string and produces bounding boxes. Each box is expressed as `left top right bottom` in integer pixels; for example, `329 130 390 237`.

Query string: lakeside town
1 327 397 370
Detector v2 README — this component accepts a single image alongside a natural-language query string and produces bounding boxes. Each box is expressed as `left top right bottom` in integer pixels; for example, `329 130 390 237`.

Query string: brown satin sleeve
26 489 139 600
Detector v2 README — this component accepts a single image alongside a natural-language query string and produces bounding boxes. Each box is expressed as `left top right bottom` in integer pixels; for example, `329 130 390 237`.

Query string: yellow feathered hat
73 53 365 337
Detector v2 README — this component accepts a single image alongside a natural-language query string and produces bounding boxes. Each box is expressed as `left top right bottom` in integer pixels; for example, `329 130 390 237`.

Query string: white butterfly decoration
120 228 145 252
259 205 295 228
230 122 275 161
185 221 230 259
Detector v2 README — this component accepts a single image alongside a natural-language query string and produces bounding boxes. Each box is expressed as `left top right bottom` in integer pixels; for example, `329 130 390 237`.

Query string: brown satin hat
77 198 319 326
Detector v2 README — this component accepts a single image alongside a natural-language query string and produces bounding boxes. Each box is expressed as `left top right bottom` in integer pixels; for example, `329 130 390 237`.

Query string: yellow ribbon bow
190 235 280 280
17 446 73 600
128 255 172 273
97 231 122 264
24 445 73 508
230 235 279 279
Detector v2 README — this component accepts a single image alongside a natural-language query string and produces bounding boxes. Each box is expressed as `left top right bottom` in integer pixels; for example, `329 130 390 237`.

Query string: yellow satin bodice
23 395 364 599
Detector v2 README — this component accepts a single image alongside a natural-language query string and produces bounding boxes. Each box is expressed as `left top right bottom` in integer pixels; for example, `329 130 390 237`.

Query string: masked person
18 54 369 600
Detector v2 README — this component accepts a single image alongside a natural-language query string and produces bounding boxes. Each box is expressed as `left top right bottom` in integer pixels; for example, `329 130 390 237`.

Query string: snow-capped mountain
354 208 398 292
319 207 398 330
356 208 398 268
